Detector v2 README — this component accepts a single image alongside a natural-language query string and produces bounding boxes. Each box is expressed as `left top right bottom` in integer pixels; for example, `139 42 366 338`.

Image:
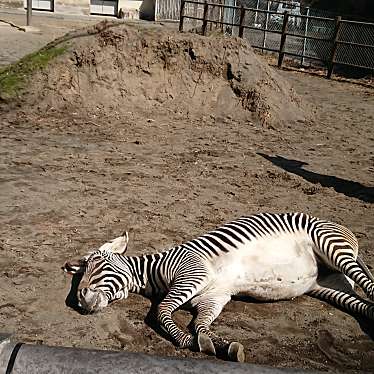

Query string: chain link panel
164 0 374 71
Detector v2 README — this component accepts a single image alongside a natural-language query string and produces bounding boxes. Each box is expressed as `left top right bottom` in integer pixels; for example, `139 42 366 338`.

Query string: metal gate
24 0 54 11
90 0 118 16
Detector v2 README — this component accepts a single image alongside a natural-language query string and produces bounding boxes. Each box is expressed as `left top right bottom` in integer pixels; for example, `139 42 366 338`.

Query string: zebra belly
209 231 318 301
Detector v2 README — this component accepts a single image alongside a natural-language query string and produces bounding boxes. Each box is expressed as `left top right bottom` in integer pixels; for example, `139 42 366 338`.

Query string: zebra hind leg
307 284 374 321
333 254 374 301
192 294 245 362
315 223 374 301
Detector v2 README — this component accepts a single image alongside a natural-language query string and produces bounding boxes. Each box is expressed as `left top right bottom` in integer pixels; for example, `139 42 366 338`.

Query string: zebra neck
127 252 168 297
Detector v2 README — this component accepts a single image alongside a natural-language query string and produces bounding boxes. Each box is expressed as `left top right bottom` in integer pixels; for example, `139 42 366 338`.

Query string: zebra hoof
228 342 245 362
198 333 216 356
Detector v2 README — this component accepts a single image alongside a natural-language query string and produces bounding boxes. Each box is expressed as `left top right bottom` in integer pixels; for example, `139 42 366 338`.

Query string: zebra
62 212 374 362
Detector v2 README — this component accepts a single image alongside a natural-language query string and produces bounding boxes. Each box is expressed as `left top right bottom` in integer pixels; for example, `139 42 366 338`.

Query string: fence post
238 5 246 38
327 16 342 79
278 11 289 68
301 7 310 66
26 0 32 26
202 1 209 36
179 0 186 32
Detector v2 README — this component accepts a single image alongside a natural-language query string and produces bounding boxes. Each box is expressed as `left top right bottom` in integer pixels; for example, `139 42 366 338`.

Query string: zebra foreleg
156 262 214 350
157 281 207 350
192 294 245 362
157 300 194 349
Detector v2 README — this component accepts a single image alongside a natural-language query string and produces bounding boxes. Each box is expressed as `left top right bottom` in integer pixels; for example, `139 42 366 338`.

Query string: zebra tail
356 255 374 283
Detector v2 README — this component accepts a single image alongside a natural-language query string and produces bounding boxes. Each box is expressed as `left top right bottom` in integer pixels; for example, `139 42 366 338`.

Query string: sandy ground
0 20 373 373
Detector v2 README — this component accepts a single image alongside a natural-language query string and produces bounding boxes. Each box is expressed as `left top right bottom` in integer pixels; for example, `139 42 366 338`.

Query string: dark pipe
0 335 315 374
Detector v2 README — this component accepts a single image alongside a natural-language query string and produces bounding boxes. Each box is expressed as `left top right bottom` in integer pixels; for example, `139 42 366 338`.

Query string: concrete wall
2 0 155 19
55 0 90 15
18 0 90 15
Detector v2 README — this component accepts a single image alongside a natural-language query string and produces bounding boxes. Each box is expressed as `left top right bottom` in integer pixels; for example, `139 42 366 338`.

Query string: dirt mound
28 22 306 127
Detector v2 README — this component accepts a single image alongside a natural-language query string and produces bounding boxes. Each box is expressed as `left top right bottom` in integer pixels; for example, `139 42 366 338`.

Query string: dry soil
0 21 373 372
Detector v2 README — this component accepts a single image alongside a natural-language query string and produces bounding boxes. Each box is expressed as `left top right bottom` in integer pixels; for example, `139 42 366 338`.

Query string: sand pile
28 22 306 127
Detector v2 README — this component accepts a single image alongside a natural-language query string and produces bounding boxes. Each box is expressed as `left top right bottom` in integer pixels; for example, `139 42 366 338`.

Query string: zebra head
63 231 131 313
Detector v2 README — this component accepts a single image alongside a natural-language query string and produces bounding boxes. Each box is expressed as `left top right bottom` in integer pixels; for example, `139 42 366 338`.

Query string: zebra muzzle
78 288 108 313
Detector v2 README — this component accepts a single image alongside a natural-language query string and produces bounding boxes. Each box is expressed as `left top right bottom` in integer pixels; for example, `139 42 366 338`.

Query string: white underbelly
208 231 318 301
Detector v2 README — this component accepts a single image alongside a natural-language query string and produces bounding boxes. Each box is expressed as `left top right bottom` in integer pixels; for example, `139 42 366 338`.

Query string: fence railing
178 0 374 78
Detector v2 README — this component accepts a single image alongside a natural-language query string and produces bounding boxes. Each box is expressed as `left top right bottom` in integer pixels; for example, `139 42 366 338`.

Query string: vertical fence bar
211 2 216 31
202 1 209 36
214 2 219 31
174 0 178 20
222 0 229 35
238 5 246 38
231 0 236 36
278 11 289 68
154 0 158 21
301 7 310 66
327 16 342 79
179 0 185 32
262 0 270 51
193 1 198 27
219 2 225 33
209 3 213 31
26 0 32 26
254 0 260 26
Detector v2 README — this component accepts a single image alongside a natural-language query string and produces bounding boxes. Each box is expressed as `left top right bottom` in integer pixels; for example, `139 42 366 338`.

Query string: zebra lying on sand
63 212 374 362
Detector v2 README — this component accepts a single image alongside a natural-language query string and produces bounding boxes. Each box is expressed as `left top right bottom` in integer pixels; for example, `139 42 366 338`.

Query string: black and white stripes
64 212 374 361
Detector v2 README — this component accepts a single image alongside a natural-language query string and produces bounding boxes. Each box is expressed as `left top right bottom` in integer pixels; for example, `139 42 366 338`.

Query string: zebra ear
113 231 129 254
100 231 129 255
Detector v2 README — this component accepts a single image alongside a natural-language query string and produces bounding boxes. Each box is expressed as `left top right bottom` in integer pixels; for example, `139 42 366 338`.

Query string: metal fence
231 1 336 63
155 0 181 20
155 0 235 28
336 20 374 70
231 0 374 73
177 0 374 77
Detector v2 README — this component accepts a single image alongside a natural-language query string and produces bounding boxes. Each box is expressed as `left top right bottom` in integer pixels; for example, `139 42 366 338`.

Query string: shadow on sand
258 153 374 203
64 272 87 315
